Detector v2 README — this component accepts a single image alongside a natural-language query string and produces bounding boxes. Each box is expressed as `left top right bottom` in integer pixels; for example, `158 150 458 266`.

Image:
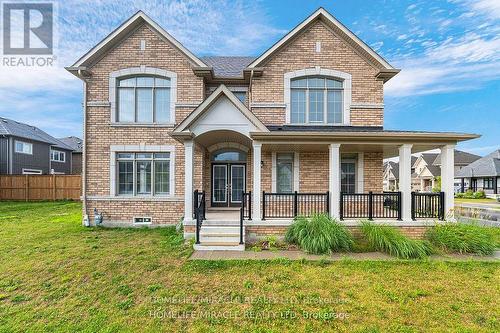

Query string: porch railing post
368 191 373 221
440 191 445 220
262 191 266 220
239 206 244 245
339 192 344 221
293 191 298 217
193 190 198 219
411 192 416 220
248 191 252 220
397 191 402 221
326 191 330 215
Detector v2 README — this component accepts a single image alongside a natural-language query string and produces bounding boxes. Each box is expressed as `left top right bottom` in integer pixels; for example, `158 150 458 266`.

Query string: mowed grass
0 202 499 332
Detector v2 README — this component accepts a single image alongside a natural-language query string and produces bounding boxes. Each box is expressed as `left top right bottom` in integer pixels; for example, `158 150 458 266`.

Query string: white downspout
78 69 89 226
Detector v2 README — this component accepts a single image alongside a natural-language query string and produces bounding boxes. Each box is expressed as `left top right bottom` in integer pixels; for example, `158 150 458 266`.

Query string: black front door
211 163 246 207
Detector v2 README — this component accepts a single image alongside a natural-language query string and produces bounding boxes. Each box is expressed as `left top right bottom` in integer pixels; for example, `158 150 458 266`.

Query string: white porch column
329 144 341 219
440 144 455 219
253 142 262 221
184 140 194 222
399 144 413 221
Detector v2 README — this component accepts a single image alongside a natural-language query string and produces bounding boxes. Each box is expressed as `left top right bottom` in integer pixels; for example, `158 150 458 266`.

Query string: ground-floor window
276 153 294 193
22 168 42 175
341 161 356 193
117 153 170 196
483 178 494 189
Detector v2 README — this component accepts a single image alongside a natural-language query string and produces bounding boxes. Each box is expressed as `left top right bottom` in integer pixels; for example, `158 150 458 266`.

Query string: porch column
440 144 455 219
253 142 262 221
184 140 194 222
399 144 413 221
329 144 341 219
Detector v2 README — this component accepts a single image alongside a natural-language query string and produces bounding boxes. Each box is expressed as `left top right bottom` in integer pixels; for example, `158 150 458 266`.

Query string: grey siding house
456 149 500 197
0 117 74 175
58 136 83 174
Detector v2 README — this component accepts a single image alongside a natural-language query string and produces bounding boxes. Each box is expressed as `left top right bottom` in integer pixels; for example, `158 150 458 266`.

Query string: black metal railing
193 190 206 244
262 191 329 220
340 191 402 220
241 191 252 220
411 192 444 220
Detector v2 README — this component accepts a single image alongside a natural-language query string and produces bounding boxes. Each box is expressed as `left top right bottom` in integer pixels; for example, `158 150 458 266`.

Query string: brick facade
80 16 387 228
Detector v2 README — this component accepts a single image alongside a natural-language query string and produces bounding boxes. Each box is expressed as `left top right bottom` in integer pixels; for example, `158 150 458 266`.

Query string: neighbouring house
384 150 480 192
455 149 500 197
0 117 74 175
413 150 480 192
66 8 479 250
59 136 83 174
383 156 418 191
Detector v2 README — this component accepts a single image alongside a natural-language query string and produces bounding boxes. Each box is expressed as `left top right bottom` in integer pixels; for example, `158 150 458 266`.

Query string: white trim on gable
284 67 352 125
71 11 206 68
173 85 269 137
109 66 177 124
247 8 394 70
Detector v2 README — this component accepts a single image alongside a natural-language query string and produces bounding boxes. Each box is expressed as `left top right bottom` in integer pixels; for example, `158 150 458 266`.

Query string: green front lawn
0 202 499 332
455 198 499 204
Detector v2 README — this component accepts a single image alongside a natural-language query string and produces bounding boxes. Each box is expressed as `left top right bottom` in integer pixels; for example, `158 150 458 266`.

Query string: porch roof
250 129 480 158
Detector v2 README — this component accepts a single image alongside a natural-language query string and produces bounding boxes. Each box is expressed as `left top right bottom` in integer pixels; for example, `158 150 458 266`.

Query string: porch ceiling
194 130 252 149
260 142 445 157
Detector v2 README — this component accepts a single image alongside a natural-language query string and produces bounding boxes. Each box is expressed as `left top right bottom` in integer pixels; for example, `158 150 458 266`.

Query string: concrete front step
200 226 241 234
194 243 245 251
202 220 240 226
200 235 241 243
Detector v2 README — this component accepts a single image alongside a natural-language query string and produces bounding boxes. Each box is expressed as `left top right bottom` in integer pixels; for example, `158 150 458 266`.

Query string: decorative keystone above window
284 68 351 125
109 67 177 125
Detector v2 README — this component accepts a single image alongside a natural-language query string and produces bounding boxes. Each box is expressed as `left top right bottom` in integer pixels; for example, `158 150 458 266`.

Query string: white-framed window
116 152 171 196
276 153 294 193
341 161 356 193
117 76 171 123
284 68 351 125
50 150 66 162
22 168 42 175
290 76 343 124
232 91 247 103
15 141 32 154
133 217 152 225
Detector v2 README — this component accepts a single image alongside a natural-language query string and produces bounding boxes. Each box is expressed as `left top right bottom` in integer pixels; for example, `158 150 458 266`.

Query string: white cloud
467 0 500 20
0 0 284 137
386 32 500 96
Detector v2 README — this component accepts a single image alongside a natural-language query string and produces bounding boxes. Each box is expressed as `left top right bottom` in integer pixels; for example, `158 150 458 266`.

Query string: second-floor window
117 76 171 123
15 141 32 154
290 76 343 124
50 150 66 162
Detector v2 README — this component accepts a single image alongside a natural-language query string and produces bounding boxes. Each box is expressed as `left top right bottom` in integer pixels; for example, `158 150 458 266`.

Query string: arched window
117 76 171 123
211 149 247 162
290 76 343 124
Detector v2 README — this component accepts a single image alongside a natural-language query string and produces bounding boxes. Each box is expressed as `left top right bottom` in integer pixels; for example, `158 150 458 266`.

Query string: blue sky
0 0 498 155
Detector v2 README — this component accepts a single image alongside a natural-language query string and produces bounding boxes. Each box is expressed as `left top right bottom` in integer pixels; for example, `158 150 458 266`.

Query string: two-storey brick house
67 8 478 250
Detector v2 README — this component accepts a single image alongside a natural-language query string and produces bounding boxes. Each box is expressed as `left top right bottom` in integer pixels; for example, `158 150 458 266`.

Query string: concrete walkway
190 250 500 261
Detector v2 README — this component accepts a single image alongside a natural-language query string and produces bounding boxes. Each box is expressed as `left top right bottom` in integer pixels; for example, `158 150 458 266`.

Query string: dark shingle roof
0 117 73 150
420 153 439 165
58 136 83 153
425 165 441 177
200 56 256 77
267 125 384 132
456 149 500 177
433 150 480 166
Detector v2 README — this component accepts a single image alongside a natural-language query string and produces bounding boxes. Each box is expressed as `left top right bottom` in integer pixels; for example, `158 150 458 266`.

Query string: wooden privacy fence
0 175 81 201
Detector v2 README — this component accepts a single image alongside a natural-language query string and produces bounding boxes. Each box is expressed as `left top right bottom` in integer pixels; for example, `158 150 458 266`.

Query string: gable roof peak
247 7 398 76
67 10 207 74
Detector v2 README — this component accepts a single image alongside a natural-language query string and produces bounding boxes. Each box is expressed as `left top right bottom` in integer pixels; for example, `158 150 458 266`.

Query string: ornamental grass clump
426 222 495 255
285 214 353 255
360 221 432 259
